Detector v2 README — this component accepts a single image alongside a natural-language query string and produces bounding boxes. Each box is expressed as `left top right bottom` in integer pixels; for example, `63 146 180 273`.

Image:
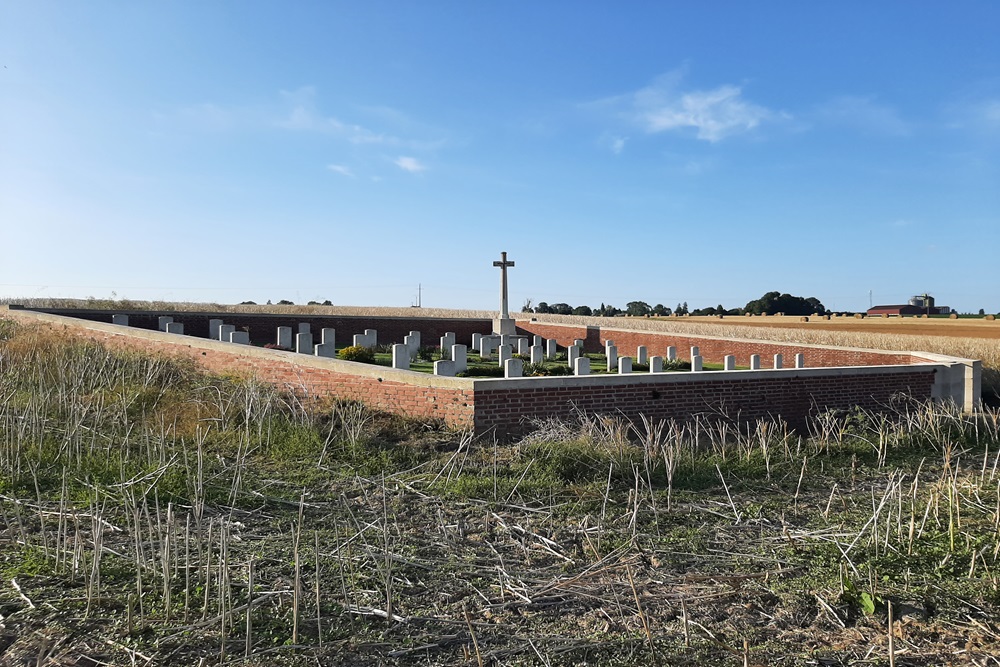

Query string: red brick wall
28 309 492 348
473 369 937 435
47 324 477 429
516 321 913 367
5 309 944 438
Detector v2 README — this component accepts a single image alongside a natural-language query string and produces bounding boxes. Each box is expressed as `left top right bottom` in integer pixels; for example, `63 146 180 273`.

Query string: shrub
524 363 572 376
338 345 376 363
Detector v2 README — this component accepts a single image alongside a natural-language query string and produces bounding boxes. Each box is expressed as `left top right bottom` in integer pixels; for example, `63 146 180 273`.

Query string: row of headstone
110 315 812 373
202 320 247 345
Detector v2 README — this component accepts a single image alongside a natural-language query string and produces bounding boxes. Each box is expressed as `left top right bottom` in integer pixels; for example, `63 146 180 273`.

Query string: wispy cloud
326 164 355 178
276 86 391 145
626 70 778 142
946 96 1000 135
394 156 427 173
814 95 910 137
588 69 781 143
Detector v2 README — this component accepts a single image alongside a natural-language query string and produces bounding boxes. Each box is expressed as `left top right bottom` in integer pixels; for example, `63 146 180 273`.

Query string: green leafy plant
337 345 376 363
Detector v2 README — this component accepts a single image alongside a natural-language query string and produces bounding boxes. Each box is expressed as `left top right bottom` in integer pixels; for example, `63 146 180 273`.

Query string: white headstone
321 328 335 346
504 358 523 378
606 344 618 372
209 319 223 341
471 333 482 351
545 339 557 359
452 344 468 373
365 329 377 348
409 331 421 349
277 326 293 349
498 344 512 366
650 356 663 373
392 344 410 370
690 346 700 359
574 339 585 349
158 316 173 332
691 355 703 372
314 343 336 358
404 334 419 360
636 346 648 365
618 357 632 374
480 336 494 361
219 324 236 342
574 357 590 375
750 354 761 370
441 332 456 358
517 337 529 355
229 331 249 345
666 346 677 361
568 345 581 367
724 355 735 371
530 344 543 365
532 335 542 347
298 323 311 335
166 322 184 335
112 314 129 326
296 332 313 354
774 353 783 369
795 353 805 368
353 334 365 348
434 360 456 376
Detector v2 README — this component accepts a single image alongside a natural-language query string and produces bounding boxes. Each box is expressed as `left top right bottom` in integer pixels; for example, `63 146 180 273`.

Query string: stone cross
492 251 515 319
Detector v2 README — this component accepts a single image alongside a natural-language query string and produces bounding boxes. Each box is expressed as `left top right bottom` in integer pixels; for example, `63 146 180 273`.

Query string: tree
572 305 593 316
522 298 534 312
652 304 669 316
550 303 573 315
278 299 294 305
744 291 826 316
626 301 652 317
534 302 552 314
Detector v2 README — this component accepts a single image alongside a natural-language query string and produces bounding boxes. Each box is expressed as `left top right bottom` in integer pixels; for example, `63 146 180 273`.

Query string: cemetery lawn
2 319 999 666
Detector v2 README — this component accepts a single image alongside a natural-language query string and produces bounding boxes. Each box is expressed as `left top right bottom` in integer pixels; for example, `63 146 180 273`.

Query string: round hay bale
949 313 959 319
745 312 753 317
986 314 996 321
800 316 809 322
854 313 864 319
717 314 724 319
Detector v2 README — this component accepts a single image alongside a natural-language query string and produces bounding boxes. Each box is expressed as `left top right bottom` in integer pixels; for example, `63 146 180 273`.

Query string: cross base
493 317 517 336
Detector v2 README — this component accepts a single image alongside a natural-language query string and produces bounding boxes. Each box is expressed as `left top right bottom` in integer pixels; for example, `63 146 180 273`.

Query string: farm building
868 294 951 317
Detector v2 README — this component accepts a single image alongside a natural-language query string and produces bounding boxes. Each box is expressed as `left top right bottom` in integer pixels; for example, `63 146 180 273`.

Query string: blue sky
2 2 998 313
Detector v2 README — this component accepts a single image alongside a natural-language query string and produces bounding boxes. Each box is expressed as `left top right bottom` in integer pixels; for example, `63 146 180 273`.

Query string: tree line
528 291 827 317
